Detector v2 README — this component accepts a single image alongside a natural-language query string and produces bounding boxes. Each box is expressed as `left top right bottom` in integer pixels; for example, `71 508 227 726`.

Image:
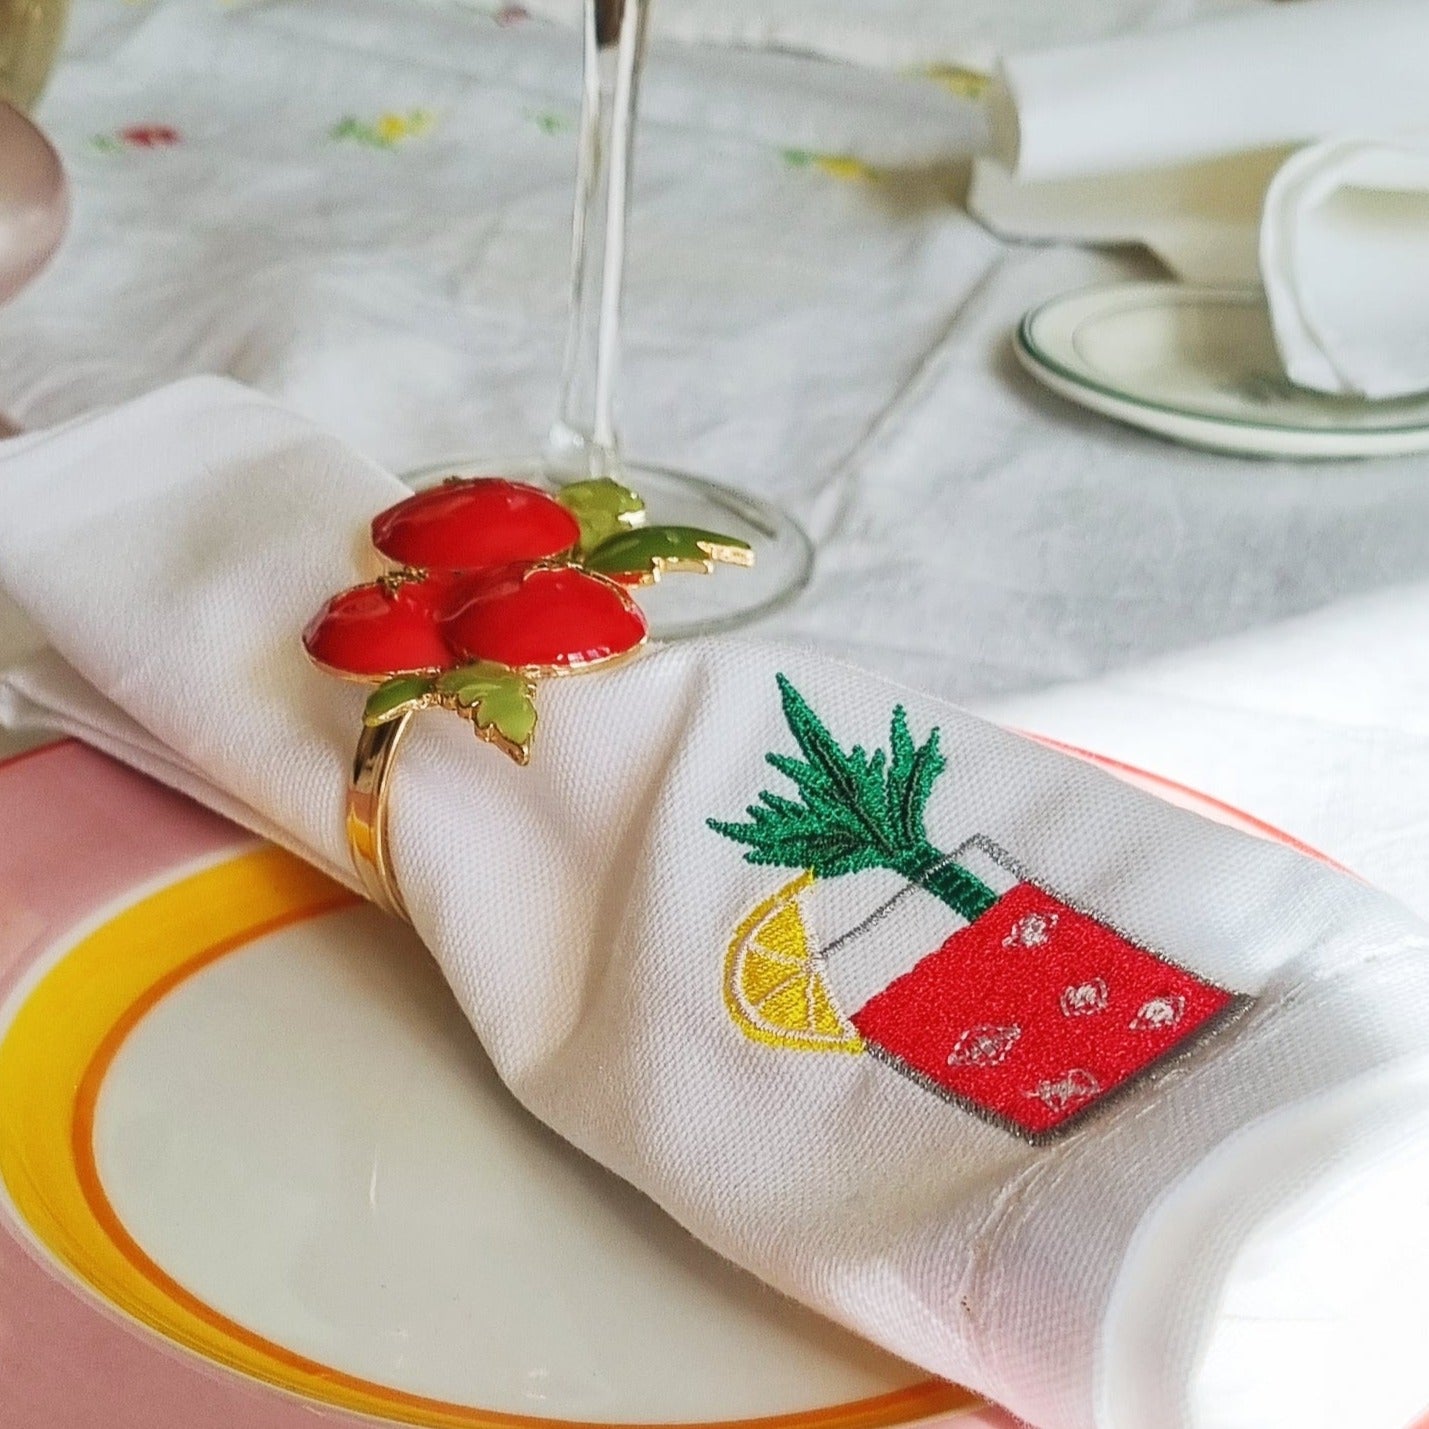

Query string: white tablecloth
466 0 1257 74
7 0 1429 875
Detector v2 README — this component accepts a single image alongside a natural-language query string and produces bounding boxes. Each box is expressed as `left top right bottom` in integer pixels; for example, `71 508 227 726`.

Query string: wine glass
405 0 814 640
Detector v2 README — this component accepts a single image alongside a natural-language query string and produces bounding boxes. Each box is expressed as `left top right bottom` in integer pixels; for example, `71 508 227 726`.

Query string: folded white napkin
971 0 1429 398
2 379 1428 1429
982 0 1426 184
1261 137 1429 399
986 589 1429 1429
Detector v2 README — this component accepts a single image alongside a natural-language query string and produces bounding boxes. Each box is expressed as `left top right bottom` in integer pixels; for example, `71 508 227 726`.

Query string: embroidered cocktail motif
709 678 1243 1141
304 475 751 764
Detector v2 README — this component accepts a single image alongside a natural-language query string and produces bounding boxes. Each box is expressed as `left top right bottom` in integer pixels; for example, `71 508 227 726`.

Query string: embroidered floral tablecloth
7 0 1429 893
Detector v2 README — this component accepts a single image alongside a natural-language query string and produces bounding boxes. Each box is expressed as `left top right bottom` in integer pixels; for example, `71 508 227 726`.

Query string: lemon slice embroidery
723 872 864 1055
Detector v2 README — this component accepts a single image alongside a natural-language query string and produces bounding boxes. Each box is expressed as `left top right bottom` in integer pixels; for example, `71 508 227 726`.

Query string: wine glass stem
549 0 650 480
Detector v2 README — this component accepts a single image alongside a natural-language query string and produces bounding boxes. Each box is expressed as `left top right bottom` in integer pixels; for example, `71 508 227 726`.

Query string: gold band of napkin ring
347 712 413 922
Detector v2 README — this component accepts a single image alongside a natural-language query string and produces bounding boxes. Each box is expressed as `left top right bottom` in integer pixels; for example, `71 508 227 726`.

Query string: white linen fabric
9 0 994 495
15 0 1429 708
969 0 1429 397
449 0 1255 75
987 588 1429 1428
987 580 1429 930
968 147 1283 286
2 379 1428 1429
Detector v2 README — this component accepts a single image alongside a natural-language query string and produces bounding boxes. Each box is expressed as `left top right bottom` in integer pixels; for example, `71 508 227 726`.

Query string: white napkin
982 0 1427 184
970 0 1429 398
1261 137 1429 399
987 589 1429 1429
3 379 1428 1429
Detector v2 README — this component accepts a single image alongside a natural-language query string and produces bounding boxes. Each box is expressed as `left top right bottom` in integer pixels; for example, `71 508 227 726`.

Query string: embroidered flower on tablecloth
91 124 182 154
782 149 878 184
922 65 992 101
330 110 436 150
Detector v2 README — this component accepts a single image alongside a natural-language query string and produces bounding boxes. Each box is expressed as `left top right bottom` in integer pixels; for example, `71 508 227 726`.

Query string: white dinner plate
2 742 1414 1429
1015 282 1429 460
0 741 1000 1429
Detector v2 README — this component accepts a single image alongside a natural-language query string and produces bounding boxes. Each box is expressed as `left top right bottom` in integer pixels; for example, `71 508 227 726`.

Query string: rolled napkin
971 0 1429 398
983 589 1429 1429
2 379 1428 1429
1261 137 1429 399
982 0 1427 183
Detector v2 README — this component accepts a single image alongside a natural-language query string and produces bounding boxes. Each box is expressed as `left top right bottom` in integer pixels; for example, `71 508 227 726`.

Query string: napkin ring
304 475 753 919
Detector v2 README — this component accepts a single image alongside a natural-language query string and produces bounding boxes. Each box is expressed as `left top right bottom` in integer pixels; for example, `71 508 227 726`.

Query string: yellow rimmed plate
0 741 993 1429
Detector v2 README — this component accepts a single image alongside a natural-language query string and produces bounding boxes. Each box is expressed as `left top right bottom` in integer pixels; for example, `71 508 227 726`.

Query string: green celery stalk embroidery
707 675 996 922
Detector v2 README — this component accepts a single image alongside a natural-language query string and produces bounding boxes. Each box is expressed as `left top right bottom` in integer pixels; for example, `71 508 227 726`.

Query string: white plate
0 743 995 1429
1015 283 1429 459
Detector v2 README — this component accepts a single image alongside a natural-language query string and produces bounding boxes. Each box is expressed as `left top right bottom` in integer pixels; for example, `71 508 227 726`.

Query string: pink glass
0 100 67 434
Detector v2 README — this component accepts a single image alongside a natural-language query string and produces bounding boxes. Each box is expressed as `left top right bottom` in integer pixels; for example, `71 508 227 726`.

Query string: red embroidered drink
843 841 1236 1138
712 677 1243 1142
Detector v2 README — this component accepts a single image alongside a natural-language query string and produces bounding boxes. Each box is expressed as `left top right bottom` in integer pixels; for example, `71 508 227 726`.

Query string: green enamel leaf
555 478 645 552
436 661 537 762
435 659 515 701
363 675 435 726
585 525 753 581
471 679 537 749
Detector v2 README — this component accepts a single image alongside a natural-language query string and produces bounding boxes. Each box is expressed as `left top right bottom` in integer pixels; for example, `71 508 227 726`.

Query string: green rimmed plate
1016 283 1429 460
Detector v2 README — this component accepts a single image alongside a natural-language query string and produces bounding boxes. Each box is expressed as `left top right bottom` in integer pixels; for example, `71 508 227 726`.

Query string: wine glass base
401 454 814 641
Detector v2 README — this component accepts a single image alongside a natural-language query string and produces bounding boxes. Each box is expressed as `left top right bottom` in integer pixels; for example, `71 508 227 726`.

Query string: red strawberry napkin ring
304 475 753 919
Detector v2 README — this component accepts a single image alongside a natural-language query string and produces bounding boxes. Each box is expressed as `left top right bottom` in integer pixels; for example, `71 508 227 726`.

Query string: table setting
972 0 1429 454
1 2 1427 1428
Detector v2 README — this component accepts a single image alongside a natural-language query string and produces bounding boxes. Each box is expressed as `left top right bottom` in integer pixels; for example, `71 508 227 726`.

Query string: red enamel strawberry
371 477 581 572
308 475 750 765
442 564 646 672
304 562 646 764
303 573 456 678
304 562 647 680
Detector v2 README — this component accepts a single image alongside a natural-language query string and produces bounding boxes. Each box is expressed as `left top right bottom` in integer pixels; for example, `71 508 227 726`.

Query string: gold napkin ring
302 474 753 916
347 714 414 921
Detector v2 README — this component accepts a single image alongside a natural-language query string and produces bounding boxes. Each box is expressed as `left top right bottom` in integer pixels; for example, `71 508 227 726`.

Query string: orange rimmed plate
0 741 1006 1429
1 738 1388 1429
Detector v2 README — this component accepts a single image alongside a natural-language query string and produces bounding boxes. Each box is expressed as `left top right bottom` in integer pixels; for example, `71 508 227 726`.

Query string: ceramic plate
1016 282 1429 460
0 741 1353 1428
0 741 1008 1429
